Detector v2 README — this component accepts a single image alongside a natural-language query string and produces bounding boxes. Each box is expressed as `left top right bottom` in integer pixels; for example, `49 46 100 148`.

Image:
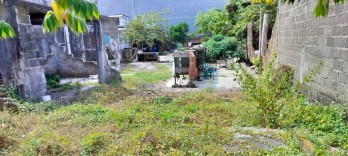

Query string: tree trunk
260 13 269 65
247 22 254 61
258 6 263 53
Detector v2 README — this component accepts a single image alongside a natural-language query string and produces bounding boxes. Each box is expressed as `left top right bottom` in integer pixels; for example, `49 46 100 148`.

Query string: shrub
231 49 245 58
46 74 61 89
202 35 238 59
236 53 324 128
176 43 186 51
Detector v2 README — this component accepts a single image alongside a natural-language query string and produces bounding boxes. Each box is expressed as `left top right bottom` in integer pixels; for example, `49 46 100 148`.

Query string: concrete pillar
94 21 107 83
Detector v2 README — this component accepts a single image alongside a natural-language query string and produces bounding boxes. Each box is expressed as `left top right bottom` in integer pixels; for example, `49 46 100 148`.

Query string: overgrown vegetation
235 54 348 154
1 59 348 155
45 74 82 91
202 34 239 59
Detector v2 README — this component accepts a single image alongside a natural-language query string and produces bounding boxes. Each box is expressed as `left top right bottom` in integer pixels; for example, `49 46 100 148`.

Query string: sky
98 0 227 32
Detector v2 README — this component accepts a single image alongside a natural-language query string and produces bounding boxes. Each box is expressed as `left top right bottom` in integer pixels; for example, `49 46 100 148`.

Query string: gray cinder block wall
0 2 47 99
277 0 348 103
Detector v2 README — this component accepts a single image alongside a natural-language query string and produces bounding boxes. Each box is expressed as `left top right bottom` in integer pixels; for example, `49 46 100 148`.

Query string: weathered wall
29 25 99 77
18 5 48 99
44 45 98 78
278 0 348 103
69 23 99 61
99 17 122 82
0 4 14 85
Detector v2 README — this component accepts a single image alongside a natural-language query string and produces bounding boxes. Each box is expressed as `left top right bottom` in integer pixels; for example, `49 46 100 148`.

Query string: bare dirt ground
50 53 240 104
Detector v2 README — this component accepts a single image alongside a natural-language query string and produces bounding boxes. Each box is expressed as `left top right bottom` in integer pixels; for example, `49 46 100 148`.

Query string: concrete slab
163 67 240 91
224 127 288 155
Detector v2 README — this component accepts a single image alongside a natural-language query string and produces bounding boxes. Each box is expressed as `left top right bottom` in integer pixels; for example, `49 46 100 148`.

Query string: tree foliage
43 0 99 34
230 1 277 41
282 0 345 17
123 12 168 48
0 20 15 39
202 34 239 59
194 9 232 36
169 22 189 44
0 0 99 39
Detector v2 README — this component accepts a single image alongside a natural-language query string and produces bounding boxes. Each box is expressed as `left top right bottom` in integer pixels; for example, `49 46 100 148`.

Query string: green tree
169 22 189 44
0 0 99 39
123 12 168 48
202 34 239 59
194 9 232 36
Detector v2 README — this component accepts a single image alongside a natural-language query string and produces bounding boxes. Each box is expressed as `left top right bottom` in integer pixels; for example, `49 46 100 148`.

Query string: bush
202 35 238 59
176 43 186 51
236 53 348 153
46 74 61 89
211 34 224 42
237 54 297 128
231 49 245 58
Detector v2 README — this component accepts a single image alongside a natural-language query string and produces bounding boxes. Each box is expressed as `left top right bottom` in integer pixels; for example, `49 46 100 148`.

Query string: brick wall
278 0 348 103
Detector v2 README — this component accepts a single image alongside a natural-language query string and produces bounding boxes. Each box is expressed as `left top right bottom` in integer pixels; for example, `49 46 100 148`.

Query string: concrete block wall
17 5 47 99
0 4 14 85
278 0 348 103
69 24 99 61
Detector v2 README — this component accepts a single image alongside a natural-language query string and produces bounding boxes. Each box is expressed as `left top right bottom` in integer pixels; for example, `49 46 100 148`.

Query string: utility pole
131 0 135 19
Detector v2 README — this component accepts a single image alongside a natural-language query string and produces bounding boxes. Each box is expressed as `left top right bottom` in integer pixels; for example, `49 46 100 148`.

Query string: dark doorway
29 12 46 25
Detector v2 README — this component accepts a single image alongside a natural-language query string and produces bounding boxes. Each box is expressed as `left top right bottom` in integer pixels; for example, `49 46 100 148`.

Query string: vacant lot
1 63 347 155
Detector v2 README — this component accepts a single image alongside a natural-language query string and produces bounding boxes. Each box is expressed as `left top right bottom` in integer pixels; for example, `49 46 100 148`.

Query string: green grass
1 62 348 155
0 86 306 155
122 63 172 89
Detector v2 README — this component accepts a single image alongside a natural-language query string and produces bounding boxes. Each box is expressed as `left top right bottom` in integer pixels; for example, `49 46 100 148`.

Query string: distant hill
97 0 226 33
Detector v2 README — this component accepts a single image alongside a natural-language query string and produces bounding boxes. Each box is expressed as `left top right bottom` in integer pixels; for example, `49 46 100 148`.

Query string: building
0 0 121 100
109 15 132 49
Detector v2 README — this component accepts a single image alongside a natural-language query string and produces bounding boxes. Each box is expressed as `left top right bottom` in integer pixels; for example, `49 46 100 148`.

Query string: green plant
237 53 297 128
82 132 109 155
283 0 345 17
202 35 238 59
0 20 15 39
21 131 73 156
0 0 99 38
123 11 168 48
251 57 261 67
232 49 245 58
169 22 189 44
194 9 232 36
176 43 186 51
46 74 61 89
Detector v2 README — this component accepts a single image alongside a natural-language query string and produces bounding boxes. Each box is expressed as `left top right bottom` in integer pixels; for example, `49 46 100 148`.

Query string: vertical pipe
64 25 72 54
131 0 135 19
